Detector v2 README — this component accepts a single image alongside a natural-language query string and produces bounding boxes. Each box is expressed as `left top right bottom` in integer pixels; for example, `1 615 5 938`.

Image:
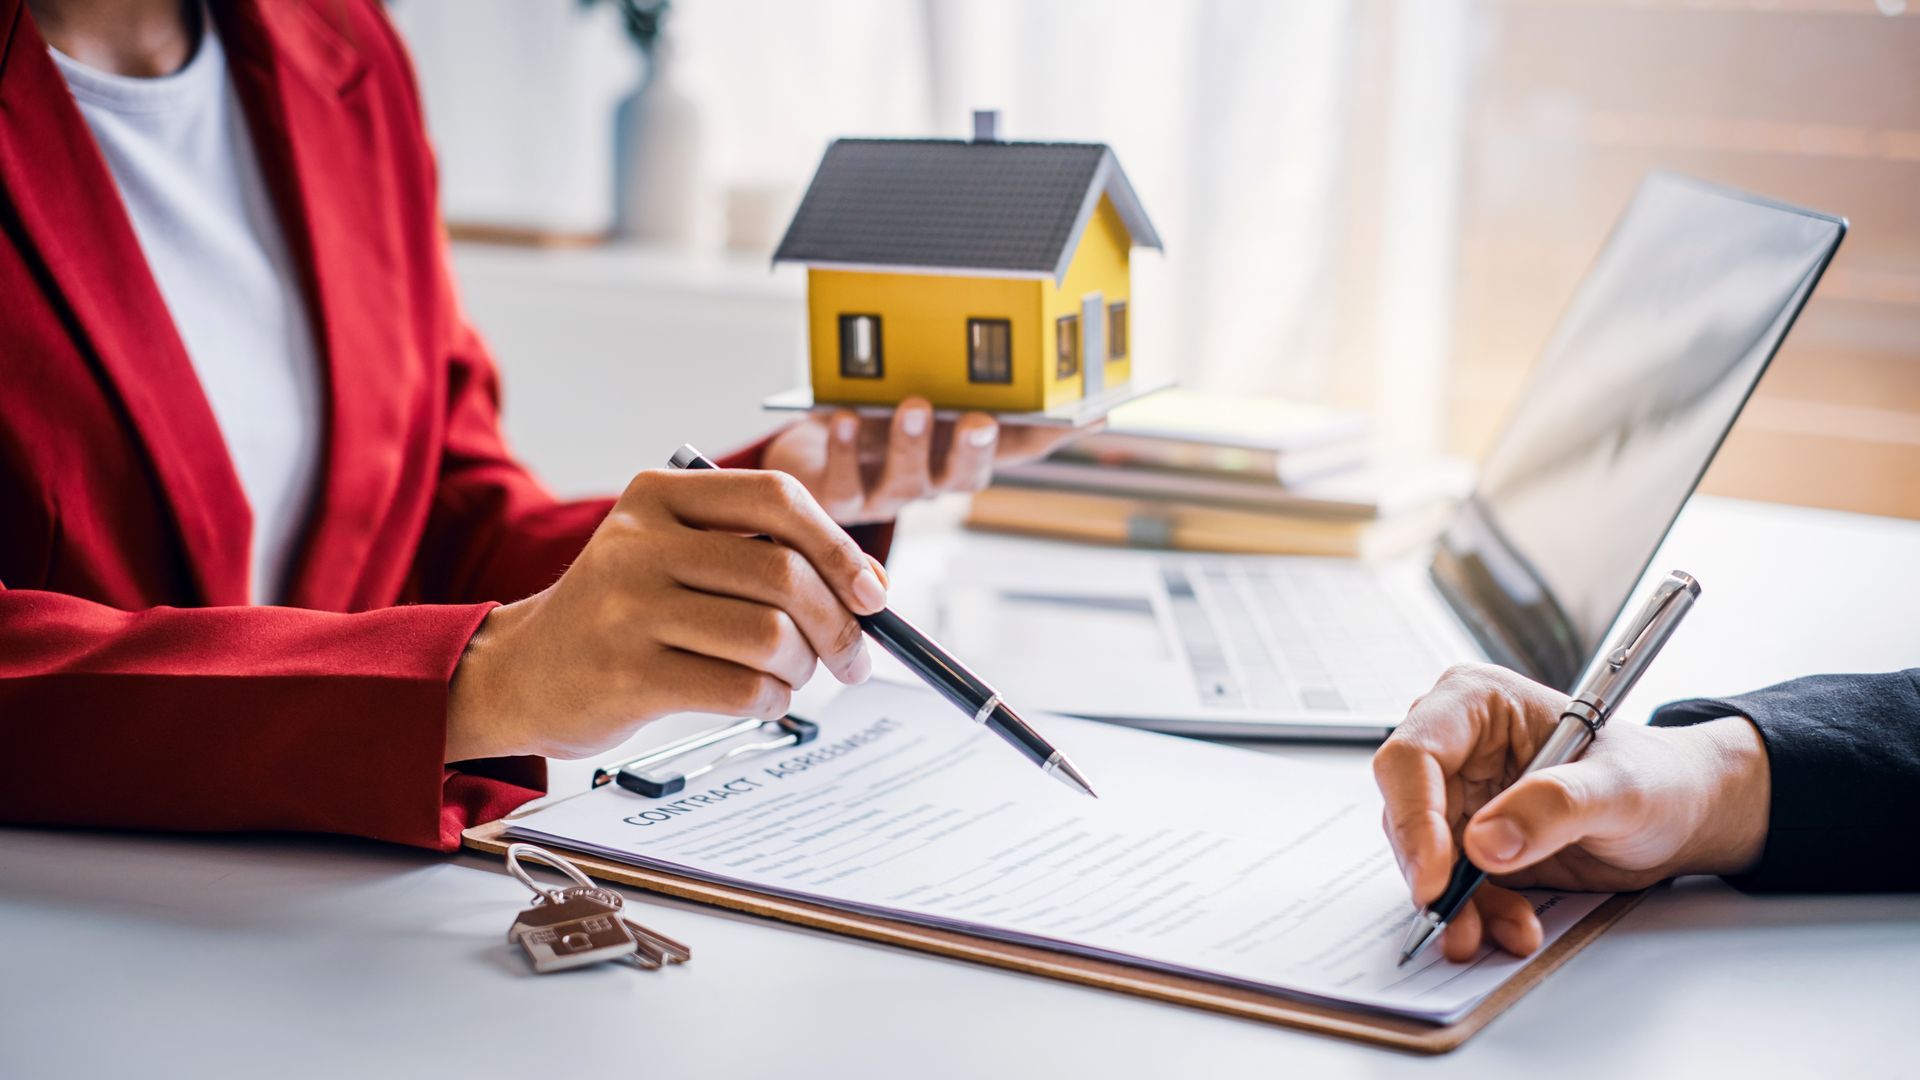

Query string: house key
508 894 637 973
503 844 688 974
547 884 691 967
504 844 638 974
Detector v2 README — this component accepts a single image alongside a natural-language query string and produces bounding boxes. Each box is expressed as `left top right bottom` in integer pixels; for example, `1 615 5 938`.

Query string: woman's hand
444 468 887 762
762 397 1079 525
1371 664 1771 961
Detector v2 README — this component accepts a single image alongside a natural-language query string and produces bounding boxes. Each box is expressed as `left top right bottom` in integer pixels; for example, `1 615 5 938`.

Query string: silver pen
1398 570 1702 967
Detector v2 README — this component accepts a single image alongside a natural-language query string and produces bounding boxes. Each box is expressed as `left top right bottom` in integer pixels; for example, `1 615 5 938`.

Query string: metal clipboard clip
590 716 820 798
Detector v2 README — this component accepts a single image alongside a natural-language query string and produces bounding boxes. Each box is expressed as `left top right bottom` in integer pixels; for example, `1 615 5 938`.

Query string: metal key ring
504 843 596 903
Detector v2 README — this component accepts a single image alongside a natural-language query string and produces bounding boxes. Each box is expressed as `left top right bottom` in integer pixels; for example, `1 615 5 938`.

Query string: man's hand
444 468 888 762
763 397 1079 525
1372 664 1771 961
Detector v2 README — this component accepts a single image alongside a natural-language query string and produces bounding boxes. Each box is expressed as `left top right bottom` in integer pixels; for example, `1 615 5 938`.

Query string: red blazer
0 0 859 850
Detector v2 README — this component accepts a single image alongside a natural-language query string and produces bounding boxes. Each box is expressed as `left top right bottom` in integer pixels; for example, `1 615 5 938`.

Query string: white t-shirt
51 19 322 606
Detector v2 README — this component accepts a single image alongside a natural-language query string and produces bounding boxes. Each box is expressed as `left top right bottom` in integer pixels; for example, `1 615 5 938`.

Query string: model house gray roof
773 138 1163 284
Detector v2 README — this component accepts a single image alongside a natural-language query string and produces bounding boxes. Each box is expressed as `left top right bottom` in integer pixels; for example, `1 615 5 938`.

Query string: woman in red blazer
0 0 1058 850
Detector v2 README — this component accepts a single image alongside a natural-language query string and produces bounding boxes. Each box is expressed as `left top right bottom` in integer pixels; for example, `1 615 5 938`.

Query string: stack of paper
972 390 1471 559
507 683 1607 1024
1057 389 1373 485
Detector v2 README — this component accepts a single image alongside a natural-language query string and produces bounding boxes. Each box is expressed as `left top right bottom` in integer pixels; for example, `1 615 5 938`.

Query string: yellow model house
773 112 1163 414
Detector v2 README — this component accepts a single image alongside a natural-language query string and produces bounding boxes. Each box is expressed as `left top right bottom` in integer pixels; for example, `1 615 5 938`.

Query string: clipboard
463 715 1645 1054
464 818 1640 1053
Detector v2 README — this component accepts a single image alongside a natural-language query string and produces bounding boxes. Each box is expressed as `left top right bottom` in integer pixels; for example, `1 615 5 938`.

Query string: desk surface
4 496 1918 1078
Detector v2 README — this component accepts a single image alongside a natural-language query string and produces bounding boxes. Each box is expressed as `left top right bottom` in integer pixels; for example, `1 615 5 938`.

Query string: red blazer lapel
213 1 407 613
0 0 251 606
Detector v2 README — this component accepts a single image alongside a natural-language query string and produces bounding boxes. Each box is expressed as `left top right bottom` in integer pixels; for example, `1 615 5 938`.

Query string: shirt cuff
1650 670 1920 892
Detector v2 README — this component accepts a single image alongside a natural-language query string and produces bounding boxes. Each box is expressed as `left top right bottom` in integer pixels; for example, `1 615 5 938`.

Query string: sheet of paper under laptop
506 682 1607 1024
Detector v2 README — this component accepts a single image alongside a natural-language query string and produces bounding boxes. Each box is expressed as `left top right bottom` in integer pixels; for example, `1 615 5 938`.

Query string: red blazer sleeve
0 589 536 849
402 309 615 608
0 327 889 854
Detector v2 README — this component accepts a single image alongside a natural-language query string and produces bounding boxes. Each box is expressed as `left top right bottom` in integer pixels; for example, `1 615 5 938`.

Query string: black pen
667 444 1098 798
1398 570 1700 966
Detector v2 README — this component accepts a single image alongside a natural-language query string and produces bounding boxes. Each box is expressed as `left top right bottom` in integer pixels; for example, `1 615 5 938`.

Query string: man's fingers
1440 896 1484 962
872 398 934 508
1373 667 1517 900
1472 884 1544 957
1372 739 1455 906
1463 758 1641 874
651 592 818 691
1374 664 1582 899
937 413 998 492
636 469 886 615
663 529 872 684
1439 888 1540 961
1382 666 1507 783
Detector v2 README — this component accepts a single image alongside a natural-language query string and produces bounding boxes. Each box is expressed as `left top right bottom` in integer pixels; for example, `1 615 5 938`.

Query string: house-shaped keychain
765 111 1168 426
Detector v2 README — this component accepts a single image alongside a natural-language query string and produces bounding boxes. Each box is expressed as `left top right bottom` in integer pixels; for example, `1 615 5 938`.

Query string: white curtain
407 0 1470 450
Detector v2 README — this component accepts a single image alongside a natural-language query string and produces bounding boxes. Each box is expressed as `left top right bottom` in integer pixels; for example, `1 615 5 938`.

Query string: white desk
4 496 1918 1078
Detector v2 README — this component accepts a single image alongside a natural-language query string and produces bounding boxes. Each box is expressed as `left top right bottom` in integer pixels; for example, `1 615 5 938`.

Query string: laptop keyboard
1160 559 1441 714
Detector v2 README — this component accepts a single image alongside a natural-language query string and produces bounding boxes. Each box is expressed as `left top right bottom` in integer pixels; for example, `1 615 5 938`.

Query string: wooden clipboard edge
463 817 1643 1053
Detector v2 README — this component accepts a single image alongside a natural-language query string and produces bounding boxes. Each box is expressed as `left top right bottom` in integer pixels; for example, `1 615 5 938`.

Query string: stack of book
968 390 1472 559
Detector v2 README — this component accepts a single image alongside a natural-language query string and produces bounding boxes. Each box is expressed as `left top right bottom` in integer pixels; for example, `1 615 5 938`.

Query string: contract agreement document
507 683 1607 1023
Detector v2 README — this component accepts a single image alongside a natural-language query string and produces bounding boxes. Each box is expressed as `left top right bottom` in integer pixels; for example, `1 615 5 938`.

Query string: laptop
901 174 1847 739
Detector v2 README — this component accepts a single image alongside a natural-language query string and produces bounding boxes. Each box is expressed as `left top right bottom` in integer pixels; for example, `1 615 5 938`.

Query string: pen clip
1604 571 1697 670
1571 569 1701 723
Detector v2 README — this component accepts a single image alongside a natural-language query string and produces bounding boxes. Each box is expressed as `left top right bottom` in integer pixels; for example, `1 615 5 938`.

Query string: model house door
1081 294 1105 400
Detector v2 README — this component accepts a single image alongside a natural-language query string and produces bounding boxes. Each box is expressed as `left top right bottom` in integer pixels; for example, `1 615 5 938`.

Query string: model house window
967 318 1012 384
1108 301 1128 362
1056 314 1080 379
838 314 883 379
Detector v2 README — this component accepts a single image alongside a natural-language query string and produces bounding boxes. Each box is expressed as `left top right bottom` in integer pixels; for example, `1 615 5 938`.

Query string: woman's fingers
767 401 1069 523
871 397 935 510
651 591 819 691
662 528 872 684
652 649 796 721
997 420 1081 464
636 469 886 615
937 413 998 492
813 410 866 520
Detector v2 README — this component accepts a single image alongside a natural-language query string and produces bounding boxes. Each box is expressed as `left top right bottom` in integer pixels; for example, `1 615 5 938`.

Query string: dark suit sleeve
1650 669 1920 892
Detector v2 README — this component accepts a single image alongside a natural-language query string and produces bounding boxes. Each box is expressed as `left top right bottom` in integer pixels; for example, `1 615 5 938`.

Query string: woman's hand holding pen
444 469 887 763
1372 664 1772 961
763 396 1080 525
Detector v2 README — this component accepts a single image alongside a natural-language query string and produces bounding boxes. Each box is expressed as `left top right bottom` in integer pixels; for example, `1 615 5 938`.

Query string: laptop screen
1430 174 1846 690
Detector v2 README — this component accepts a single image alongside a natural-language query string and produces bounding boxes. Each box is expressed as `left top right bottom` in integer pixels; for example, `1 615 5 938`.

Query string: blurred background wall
387 0 1919 516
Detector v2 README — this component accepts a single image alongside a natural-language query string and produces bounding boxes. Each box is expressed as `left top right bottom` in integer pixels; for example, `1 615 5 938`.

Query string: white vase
615 40 711 250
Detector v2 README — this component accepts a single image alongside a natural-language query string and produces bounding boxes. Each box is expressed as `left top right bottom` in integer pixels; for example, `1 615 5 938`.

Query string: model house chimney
972 109 1002 143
